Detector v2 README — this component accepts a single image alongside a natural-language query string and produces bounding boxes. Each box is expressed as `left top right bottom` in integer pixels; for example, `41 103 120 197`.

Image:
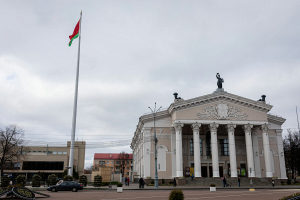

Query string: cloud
1 0 300 168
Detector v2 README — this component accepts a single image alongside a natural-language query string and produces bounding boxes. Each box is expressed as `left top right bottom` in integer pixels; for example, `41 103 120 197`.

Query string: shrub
169 181 174 185
48 174 58 186
287 178 291 185
1 175 11 187
16 175 26 186
151 181 154 184
280 192 300 200
32 174 42 187
294 180 300 184
79 175 87 186
162 178 165 184
117 183 123 187
210 184 216 187
93 175 102 187
101 182 109 186
63 175 73 181
169 189 184 200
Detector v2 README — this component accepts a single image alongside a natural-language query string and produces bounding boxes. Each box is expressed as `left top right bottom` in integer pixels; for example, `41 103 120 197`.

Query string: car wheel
52 188 56 192
72 188 77 192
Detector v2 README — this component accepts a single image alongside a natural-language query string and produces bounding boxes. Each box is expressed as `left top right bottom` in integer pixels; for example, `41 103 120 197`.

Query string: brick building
93 153 133 177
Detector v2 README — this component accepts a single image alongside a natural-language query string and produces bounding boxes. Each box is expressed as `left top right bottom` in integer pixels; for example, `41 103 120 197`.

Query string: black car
47 181 83 192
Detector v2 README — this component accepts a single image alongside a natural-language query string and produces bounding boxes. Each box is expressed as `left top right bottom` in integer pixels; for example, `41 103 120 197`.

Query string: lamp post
149 102 162 189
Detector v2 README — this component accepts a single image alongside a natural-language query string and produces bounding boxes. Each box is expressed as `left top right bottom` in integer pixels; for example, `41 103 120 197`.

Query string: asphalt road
24 188 300 200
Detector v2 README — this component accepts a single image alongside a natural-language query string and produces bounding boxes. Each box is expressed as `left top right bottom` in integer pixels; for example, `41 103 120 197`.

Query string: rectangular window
206 138 211 156
22 161 64 170
107 161 109 164
220 139 229 156
53 151 57 154
63 151 67 154
190 138 194 156
199 139 202 156
127 167 129 170
126 172 129 175
43 151 46 153
111 161 114 164
22 151 26 154
95 161 98 164
48 151 52 154
116 167 120 169
58 151 62 154
116 161 120 165
99 161 105 165
126 161 129 164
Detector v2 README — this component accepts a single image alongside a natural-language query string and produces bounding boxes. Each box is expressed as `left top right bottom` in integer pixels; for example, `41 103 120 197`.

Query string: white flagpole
68 11 82 176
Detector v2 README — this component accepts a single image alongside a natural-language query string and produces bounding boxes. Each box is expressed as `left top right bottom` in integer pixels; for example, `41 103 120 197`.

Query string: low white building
131 88 287 180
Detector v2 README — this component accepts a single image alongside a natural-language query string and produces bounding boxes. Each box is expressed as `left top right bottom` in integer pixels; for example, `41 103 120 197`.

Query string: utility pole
149 102 162 189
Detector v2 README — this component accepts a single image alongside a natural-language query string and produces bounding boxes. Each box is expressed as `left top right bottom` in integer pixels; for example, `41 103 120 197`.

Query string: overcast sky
1 0 300 168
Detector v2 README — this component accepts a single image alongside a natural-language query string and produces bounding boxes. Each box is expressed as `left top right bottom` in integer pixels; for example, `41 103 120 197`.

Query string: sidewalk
27 183 300 191
88 183 300 190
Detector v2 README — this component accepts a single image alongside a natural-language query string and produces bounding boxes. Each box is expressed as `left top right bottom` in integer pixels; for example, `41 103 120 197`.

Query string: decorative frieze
197 102 248 120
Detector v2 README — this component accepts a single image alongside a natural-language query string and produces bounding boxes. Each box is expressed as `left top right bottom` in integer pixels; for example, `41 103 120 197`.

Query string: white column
209 123 219 177
174 122 184 177
261 124 272 177
252 131 262 178
171 127 176 178
192 123 201 177
227 123 237 177
143 127 151 178
244 124 255 177
276 129 287 179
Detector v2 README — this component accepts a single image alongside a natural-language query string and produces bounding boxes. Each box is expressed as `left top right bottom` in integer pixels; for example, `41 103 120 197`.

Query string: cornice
167 92 273 115
267 114 286 125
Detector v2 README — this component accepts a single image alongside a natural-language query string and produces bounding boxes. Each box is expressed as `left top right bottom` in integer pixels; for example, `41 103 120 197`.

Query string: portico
131 86 287 181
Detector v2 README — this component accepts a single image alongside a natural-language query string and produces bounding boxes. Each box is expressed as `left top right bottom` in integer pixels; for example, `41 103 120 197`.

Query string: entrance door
219 166 223 177
201 166 207 177
209 166 212 177
240 163 246 177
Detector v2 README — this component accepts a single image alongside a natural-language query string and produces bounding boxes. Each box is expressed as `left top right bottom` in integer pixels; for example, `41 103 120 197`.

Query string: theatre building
131 88 287 181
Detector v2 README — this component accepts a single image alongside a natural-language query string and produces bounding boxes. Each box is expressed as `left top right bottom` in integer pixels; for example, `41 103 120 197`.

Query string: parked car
47 181 83 192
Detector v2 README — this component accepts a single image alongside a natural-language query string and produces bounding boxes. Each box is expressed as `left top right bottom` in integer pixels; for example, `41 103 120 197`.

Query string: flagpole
68 11 82 176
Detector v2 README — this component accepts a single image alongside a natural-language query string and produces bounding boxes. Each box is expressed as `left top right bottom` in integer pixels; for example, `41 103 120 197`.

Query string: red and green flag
69 20 80 46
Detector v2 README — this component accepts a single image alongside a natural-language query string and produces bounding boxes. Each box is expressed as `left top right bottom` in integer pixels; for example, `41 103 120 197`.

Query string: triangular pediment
167 91 274 122
168 91 273 114
138 91 274 127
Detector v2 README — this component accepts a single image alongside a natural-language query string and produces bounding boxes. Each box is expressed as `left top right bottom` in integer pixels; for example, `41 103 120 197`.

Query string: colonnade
173 122 273 178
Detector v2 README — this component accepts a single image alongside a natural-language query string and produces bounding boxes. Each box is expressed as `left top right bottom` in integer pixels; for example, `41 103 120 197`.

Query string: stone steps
186 178 272 186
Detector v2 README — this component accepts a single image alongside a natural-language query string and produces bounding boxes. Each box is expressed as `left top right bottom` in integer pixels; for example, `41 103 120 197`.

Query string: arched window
157 145 168 171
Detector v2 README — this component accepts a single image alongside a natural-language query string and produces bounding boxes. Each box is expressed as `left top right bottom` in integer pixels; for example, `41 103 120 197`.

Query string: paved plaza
16 186 300 200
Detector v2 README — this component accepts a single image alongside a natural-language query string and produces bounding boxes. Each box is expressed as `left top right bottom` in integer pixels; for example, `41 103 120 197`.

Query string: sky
1 0 300 168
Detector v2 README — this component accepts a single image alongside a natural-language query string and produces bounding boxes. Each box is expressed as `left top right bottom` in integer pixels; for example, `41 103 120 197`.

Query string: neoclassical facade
131 90 287 180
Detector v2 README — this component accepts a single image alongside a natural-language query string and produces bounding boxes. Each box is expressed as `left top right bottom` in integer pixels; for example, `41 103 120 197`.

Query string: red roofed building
93 153 133 177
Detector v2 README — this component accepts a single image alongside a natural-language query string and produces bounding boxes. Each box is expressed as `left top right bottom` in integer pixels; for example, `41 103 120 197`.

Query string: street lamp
149 102 162 189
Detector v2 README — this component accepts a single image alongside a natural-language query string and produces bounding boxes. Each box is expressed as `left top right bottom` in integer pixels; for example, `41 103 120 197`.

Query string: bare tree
0 125 27 175
283 129 300 179
84 165 93 174
118 151 129 177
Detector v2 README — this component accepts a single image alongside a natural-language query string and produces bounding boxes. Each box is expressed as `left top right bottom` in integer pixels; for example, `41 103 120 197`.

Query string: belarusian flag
69 20 80 46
